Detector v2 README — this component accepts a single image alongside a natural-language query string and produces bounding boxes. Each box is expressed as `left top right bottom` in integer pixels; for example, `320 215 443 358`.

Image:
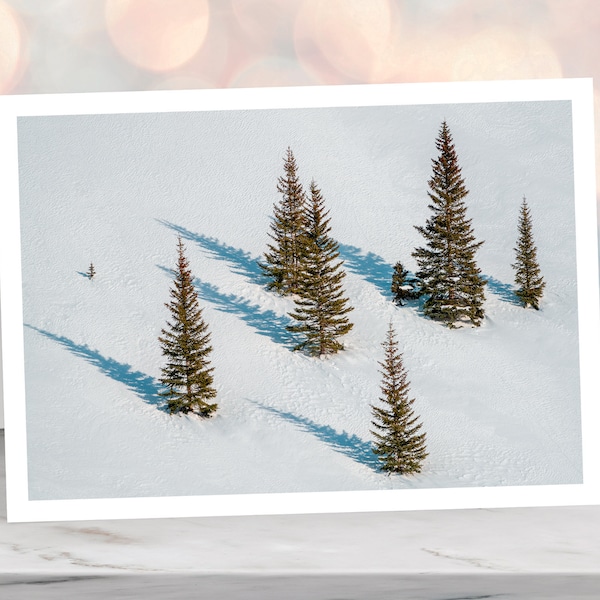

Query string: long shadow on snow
484 275 520 306
337 242 521 310
159 220 264 284
251 401 379 471
195 278 300 349
337 243 394 298
157 266 299 349
25 325 166 412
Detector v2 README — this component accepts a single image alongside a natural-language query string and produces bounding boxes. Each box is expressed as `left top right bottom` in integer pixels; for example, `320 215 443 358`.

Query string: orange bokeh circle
452 28 563 81
294 0 398 83
0 0 26 93
105 0 210 72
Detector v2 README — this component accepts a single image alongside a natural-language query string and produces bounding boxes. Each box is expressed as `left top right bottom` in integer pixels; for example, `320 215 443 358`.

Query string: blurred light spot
544 0 599 79
0 0 26 93
294 0 397 83
452 28 563 81
231 0 302 48
378 29 457 84
546 0 600 36
228 57 316 88
105 0 209 72
176 5 236 89
293 1 346 85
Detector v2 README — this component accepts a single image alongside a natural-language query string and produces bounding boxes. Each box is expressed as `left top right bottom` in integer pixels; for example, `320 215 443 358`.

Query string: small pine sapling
391 261 421 305
371 322 428 474
512 196 545 310
87 262 96 280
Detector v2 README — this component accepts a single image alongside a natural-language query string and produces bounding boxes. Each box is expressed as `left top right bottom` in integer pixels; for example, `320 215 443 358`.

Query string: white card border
1 79 598 522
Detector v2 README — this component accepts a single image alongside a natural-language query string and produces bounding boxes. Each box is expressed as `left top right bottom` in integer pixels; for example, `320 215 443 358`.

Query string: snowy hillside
17 99 581 501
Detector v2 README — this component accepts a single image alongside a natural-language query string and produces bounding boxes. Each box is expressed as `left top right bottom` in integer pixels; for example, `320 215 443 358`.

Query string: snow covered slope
17 99 581 501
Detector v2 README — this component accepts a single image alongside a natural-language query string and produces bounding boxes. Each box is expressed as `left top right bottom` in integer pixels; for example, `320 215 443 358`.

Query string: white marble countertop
2 430 600 597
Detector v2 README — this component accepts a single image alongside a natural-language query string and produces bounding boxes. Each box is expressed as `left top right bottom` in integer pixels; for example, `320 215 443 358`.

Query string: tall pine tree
159 237 217 417
371 322 428 474
412 121 486 328
287 180 354 356
260 147 307 295
512 196 545 309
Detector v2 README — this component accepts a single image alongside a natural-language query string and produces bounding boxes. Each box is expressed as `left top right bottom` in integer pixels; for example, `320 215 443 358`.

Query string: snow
14 98 584 506
2 432 600 594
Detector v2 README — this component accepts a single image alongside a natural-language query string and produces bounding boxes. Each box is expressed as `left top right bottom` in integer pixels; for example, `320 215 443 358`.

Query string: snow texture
2 431 600 580
17 100 581 501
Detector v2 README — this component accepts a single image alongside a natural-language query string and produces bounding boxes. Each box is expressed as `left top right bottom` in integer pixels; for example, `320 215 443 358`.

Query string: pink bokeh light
294 0 400 83
451 27 563 81
231 0 303 51
104 0 210 72
0 0 26 93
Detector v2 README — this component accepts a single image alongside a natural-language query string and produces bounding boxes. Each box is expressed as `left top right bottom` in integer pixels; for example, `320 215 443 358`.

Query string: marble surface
2 431 600 598
1 574 600 599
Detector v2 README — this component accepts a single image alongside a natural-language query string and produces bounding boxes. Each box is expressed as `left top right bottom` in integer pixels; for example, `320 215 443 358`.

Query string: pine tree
512 196 545 309
412 121 486 328
260 147 307 295
287 180 354 356
391 261 420 306
87 262 96 280
371 322 428 474
159 237 217 416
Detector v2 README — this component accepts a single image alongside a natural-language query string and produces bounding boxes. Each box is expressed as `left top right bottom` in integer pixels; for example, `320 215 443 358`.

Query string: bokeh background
0 0 597 194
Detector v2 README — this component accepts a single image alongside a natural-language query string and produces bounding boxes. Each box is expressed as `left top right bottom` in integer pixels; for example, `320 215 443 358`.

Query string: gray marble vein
1 574 599 599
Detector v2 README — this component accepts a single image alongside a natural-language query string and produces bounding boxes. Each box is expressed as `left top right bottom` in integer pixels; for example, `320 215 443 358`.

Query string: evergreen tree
512 196 545 309
287 180 354 356
391 261 420 305
371 322 427 474
412 121 486 328
87 262 96 280
159 237 217 417
260 147 307 295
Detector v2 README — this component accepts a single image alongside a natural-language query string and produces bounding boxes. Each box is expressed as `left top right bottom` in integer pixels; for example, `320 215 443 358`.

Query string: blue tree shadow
158 220 265 284
337 243 394 298
157 265 299 348
252 401 380 471
484 275 520 306
194 278 300 349
25 325 167 412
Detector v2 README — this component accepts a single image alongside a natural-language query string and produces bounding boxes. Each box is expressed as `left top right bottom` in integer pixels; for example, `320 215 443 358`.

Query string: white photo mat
0 79 598 522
